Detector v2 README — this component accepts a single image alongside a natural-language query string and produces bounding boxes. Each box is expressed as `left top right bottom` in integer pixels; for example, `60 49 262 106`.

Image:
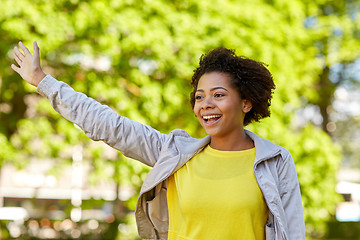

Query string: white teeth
203 115 221 120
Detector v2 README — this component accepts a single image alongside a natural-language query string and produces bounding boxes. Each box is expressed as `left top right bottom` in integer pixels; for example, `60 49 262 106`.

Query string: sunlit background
0 0 360 239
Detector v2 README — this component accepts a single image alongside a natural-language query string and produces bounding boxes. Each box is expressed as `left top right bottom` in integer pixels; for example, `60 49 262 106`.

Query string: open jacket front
37 75 305 240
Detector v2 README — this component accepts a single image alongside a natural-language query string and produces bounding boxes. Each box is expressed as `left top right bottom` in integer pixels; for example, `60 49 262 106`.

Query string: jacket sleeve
278 151 306 240
37 75 166 167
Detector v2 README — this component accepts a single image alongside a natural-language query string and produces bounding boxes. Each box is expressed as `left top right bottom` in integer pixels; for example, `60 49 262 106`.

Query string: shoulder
167 129 211 156
169 128 192 137
246 130 292 163
169 129 210 143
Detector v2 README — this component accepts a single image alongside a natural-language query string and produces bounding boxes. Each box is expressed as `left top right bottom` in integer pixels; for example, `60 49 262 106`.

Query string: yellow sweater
167 145 268 240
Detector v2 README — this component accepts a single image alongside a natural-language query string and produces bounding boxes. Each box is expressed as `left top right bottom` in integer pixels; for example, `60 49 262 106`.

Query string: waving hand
11 41 46 87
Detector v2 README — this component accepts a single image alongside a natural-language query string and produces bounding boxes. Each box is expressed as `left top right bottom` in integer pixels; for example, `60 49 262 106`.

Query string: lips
202 114 222 123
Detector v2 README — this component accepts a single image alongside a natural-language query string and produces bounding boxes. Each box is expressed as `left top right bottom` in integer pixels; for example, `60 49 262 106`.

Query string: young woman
12 41 305 240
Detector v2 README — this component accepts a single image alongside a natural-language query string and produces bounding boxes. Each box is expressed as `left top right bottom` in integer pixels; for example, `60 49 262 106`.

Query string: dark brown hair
190 47 275 126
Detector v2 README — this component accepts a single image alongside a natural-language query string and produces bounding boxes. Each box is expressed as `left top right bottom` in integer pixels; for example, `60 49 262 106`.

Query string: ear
242 99 252 113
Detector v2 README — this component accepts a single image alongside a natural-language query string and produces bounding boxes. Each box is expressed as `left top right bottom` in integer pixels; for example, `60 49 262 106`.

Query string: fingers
33 41 40 59
18 41 31 56
14 46 25 62
11 64 21 74
14 53 22 66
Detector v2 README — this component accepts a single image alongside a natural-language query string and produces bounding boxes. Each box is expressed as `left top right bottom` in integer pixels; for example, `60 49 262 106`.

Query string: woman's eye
214 93 224 98
195 95 203 100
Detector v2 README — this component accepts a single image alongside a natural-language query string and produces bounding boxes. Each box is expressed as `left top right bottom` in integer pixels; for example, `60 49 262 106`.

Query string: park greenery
0 0 359 239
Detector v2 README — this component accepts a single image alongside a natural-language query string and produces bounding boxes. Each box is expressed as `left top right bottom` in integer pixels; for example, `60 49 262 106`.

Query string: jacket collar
245 130 282 165
174 133 210 159
174 129 282 166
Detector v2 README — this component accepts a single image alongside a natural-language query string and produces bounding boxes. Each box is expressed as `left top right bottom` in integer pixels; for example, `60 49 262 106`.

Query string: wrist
33 70 46 87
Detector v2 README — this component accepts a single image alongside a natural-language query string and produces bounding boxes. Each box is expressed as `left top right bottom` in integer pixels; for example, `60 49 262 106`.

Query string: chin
205 130 221 137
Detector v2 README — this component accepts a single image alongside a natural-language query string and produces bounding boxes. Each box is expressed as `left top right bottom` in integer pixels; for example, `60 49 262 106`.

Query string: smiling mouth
202 115 222 122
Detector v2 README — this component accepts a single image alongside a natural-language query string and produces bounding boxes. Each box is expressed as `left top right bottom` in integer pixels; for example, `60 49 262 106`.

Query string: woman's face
193 72 252 138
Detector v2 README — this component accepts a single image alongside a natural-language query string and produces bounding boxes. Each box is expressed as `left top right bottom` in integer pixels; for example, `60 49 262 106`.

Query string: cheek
194 109 200 118
193 104 199 116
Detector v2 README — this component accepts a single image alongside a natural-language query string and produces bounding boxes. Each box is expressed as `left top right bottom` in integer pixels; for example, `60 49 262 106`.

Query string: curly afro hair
190 47 275 126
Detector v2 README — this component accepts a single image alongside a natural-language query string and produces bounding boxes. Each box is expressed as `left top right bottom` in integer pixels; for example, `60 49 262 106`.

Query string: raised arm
11 41 166 167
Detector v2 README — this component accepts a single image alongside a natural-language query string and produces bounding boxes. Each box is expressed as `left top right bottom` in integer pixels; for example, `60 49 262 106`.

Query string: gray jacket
37 75 305 240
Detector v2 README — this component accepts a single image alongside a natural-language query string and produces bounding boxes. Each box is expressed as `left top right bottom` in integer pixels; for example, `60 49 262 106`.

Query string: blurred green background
0 0 360 239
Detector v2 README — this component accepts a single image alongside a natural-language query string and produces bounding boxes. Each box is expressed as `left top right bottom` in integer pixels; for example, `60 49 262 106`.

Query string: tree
301 0 360 176
0 0 345 238
302 0 360 134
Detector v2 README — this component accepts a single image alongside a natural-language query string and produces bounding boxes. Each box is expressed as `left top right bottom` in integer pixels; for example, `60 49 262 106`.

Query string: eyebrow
196 87 229 92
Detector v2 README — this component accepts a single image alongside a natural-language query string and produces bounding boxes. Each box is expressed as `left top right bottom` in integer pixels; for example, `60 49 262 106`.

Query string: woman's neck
209 130 254 151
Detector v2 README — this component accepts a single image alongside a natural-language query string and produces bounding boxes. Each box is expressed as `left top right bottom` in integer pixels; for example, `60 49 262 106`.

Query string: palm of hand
11 41 46 87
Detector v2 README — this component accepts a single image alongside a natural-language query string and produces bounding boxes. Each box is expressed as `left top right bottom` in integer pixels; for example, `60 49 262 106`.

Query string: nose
202 97 215 109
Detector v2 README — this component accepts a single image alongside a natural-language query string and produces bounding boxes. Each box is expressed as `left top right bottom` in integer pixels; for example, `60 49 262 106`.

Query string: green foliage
1 0 355 238
0 133 18 167
301 0 360 134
